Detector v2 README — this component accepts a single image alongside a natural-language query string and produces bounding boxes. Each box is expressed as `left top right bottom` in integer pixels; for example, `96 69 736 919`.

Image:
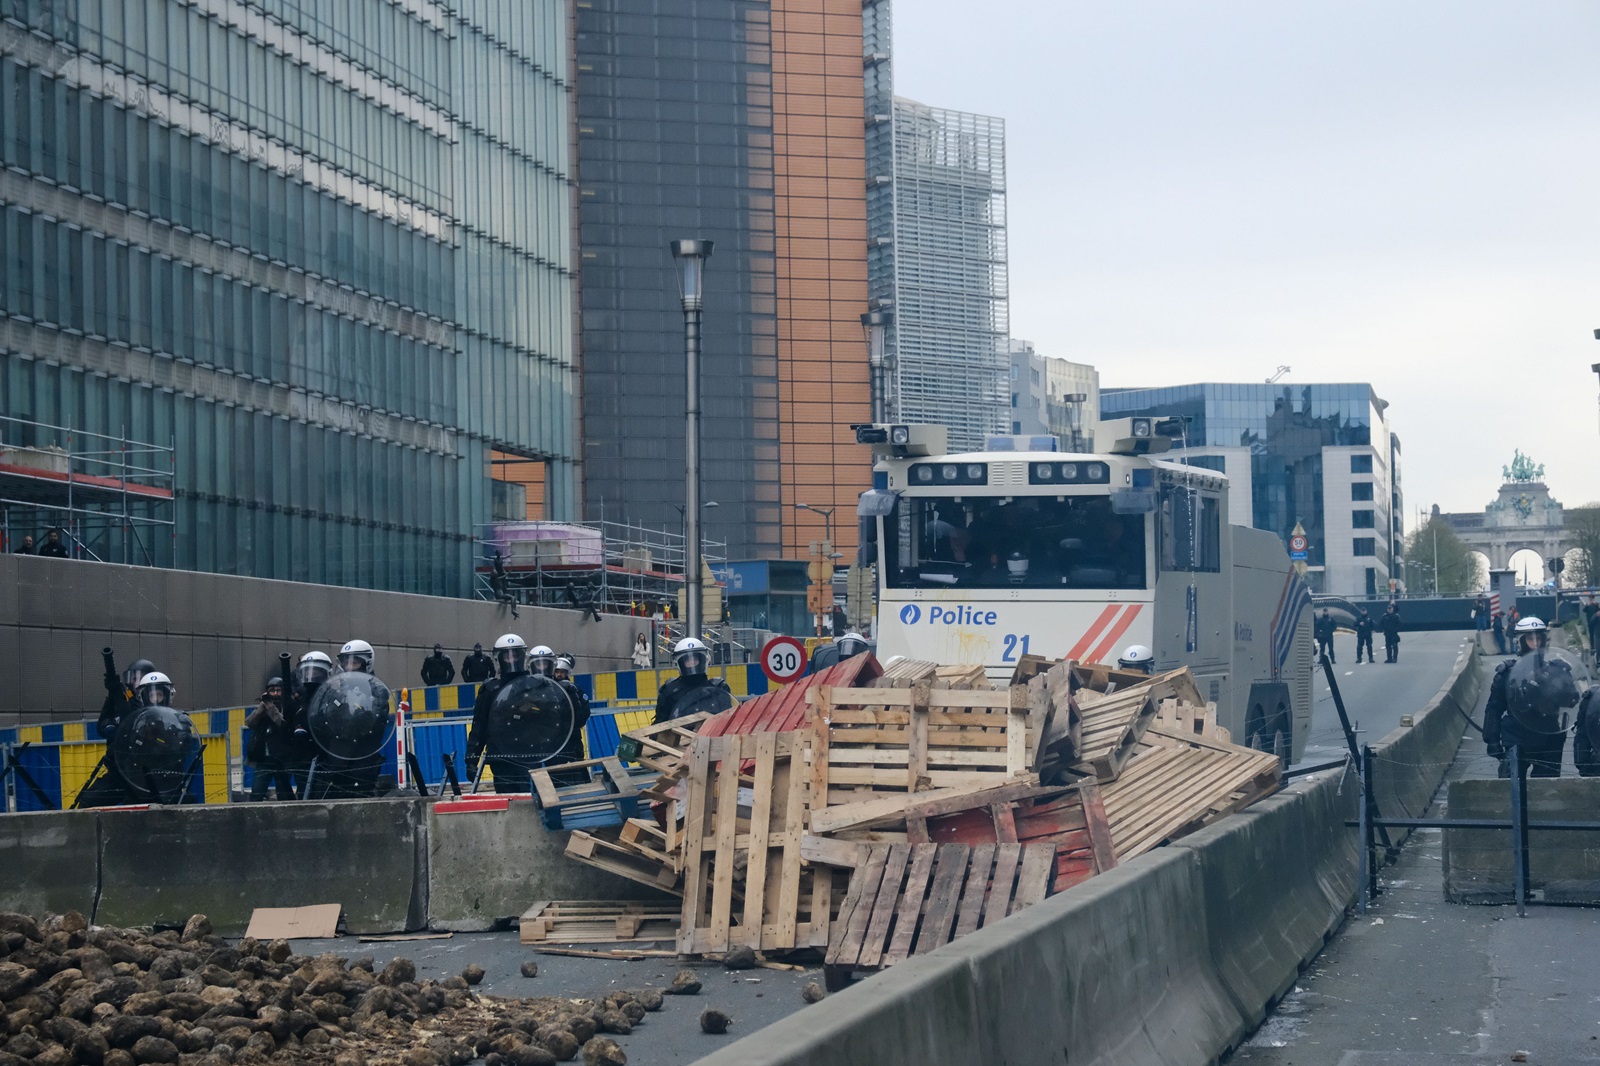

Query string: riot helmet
136 671 175 707
1513 616 1548 655
529 645 557 677
494 633 528 676
1117 645 1155 674
296 651 334 688
1006 551 1029 583
122 658 156 691
837 632 869 660
339 639 375 673
554 654 575 681
674 637 709 677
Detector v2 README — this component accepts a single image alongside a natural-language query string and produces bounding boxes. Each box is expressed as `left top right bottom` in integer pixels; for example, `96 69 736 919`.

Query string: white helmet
296 651 333 687
837 632 869 660
493 633 528 675
674 637 709 676
1117 644 1155 674
136 671 175 706
338 639 374 672
1514 616 1547 652
555 654 575 676
529 645 556 676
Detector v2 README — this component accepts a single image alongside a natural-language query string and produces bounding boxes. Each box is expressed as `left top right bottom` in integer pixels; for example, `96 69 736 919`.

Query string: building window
1160 486 1222 573
1012 421 1021 434
1351 510 1375 529
1353 537 1376 557
1350 454 1373 474
1011 392 1018 408
1351 482 1374 501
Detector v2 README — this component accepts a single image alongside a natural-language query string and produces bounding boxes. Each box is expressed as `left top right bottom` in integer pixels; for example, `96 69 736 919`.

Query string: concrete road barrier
95 799 428 934
1444 778 1600 904
426 798 670 930
0 809 98 918
1367 646 1481 845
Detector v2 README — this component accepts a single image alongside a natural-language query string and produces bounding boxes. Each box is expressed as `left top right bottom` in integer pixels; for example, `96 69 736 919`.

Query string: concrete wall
1365 645 1481 847
0 553 648 720
1444 778 1600 905
0 796 672 935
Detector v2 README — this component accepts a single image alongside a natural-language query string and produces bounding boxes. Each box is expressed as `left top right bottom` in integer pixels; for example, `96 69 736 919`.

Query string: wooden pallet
565 830 681 893
810 776 1058 836
519 901 680 944
678 731 834 954
807 685 1033 806
918 783 1117 893
825 842 1055 976
530 757 652 831
1029 659 1083 770
1066 685 1159 781
1099 727 1281 860
1074 664 1207 708
873 658 939 687
1151 697 1230 743
616 712 713 772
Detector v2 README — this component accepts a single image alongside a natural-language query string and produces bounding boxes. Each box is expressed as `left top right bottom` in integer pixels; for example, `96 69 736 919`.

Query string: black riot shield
111 705 201 804
306 671 395 761
485 674 576 783
670 682 735 721
1506 651 1580 735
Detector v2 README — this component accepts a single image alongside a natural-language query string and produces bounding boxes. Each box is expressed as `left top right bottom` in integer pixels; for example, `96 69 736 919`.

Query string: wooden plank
1006 708 1028 775
951 843 995 939
882 843 937 965
531 770 563 809
809 776 1050 835
801 834 868 868
676 737 713 952
774 735 809 949
982 844 1022 929
808 692 833 809
1080 783 1117 874
565 832 680 893
1012 844 1056 912
827 845 888 967
990 802 1019 844
706 733 743 952
741 731 778 948
913 844 970 955
858 843 912 969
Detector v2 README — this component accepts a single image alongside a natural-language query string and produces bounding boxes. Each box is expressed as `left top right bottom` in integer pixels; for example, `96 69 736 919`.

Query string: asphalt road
1298 629 1480 766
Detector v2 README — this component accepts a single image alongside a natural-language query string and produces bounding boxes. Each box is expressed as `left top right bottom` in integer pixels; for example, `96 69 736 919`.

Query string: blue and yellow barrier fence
3 734 232 811
0 663 766 809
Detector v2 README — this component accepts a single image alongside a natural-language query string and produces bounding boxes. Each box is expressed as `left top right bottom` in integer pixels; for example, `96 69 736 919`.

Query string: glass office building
1102 383 1401 597
575 0 872 561
0 0 577 596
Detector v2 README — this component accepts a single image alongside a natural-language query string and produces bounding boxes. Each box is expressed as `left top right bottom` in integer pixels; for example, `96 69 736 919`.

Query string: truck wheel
1271 702 1292 770
1245 704 1268 754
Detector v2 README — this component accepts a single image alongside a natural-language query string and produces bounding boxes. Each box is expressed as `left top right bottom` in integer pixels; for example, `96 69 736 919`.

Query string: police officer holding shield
654 637 733 725
1484 617 1577 778
466 635 584 792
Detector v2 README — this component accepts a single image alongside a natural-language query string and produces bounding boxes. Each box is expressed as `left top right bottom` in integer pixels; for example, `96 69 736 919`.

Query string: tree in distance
1405 516 1484 594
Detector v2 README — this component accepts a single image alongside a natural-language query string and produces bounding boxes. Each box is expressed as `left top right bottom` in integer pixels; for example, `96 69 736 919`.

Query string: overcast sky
894 1 1600 526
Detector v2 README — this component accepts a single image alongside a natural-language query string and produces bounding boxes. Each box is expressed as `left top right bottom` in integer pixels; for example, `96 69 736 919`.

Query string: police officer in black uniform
461 642 495 684
1315 609 1336 663
654 638 732 725
1380 604 1402 663
1575 683 1600 777
420 644 456 686
1354 608 1375 664
1484 617 1575 778
537 647 591 784
76 653 157 807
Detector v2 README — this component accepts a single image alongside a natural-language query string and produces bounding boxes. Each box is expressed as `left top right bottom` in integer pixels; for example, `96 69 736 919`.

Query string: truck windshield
886 495 1148 590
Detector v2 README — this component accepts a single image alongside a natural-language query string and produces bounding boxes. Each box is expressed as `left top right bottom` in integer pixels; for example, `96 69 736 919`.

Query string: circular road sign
760 636 808 685
1289 534 1308 553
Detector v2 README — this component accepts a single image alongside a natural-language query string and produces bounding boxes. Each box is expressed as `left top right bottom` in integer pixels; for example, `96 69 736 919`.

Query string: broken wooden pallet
1099 727 1281 860
873 658 939 687
565 830 681 893
914 782 1117 893
678 730 835 954
824 842 1056 977
530 756 652 831
615 712 713 772
1029 658 1083 770
1066 685 1159 781
519 901 680 944
1151 697 1230 743
807 684 1033 806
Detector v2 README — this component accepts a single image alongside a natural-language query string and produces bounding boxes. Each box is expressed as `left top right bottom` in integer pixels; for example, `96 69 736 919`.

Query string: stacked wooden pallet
546 652 1282 976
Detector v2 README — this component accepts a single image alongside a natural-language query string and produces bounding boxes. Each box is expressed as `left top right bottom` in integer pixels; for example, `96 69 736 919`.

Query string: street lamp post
860 309 894 423
797 503 838 636
795 502 834 547
672 238 713 642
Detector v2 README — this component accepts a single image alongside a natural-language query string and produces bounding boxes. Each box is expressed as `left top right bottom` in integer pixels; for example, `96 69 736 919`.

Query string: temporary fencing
2 734 232 811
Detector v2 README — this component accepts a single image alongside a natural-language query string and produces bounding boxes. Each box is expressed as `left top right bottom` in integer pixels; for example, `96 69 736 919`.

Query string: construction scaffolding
472 520 748 657
0 415 175 565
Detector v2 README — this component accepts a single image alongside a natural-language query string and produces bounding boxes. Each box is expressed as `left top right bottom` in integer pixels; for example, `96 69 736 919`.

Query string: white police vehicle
855 420 1313 763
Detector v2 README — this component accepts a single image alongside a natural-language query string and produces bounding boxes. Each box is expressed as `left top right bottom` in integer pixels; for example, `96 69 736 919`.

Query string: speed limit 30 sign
760 636 808 685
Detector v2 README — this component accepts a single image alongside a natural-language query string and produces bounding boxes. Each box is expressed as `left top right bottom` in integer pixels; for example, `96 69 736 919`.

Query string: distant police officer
466 636 585 791
77 653 159 808
1354 609 1375 664
1117 644 1155 675
1380 605 1402 663
548 652 591 780
420 644 455 686
654 638 733 725
301 640 391 799
836 633 870 662
1484 617 1577 778
1315 610 1336 663
461 642 495 684
467 634 529 791
246 676 296 801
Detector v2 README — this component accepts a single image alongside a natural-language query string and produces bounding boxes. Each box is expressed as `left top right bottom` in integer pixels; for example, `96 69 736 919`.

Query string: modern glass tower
0 1 577 596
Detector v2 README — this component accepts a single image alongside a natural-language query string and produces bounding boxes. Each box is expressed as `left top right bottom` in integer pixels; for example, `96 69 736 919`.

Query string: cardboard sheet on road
245 904 342 940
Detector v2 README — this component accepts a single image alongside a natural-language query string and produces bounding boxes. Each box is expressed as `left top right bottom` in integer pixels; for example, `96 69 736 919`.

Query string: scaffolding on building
472 520 751 658
0 415 176 565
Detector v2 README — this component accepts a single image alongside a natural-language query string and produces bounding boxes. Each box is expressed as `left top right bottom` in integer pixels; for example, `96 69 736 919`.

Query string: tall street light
860 309 894 423
672 239 713 642
795 502 834 547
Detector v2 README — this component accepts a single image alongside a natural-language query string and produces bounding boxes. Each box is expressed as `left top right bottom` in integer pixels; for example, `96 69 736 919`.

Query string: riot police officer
467 634 528 791
77 654 159 808
1380 604 1402 663
461 643 495 684
302 642 390 799
836 633 870 662
1575 684 1600 777
467 635 581 791
548 653 590 777
654 638 733 725
1484 617 1576 778
1117 644 1155 674
338 638 376 674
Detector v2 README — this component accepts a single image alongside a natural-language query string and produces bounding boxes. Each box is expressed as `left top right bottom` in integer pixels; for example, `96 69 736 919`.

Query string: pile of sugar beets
0 910 659 1066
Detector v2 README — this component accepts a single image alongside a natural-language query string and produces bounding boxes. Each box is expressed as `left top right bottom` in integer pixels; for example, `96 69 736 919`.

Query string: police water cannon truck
854 419 1314 763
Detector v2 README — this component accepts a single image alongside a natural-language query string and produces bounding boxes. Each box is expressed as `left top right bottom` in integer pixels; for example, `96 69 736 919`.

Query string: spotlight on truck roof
852 423 947 457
